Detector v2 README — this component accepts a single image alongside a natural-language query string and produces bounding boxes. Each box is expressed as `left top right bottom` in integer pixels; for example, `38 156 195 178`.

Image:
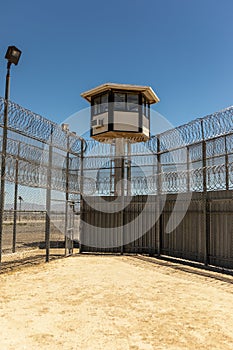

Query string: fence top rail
4 210 47 213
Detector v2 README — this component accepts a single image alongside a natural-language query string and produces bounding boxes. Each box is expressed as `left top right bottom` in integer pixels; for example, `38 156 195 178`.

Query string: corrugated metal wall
160 193 205 263
208 191 233 268
80 190 233 269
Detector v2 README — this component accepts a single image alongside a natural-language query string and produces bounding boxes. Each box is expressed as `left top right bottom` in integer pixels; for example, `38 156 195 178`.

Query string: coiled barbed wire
0 98 233 195
0 97 85 155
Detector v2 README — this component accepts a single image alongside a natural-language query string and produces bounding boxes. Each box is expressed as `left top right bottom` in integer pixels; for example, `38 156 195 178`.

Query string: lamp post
0 46 21 262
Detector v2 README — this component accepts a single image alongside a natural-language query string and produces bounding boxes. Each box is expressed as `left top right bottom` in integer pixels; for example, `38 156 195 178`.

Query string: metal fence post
201 120 209 266
187 146 190 192
126 140 131 196
0 64 11 264
79 138 84 254
115 138 125 254
45 129 53 262
64 135 69 256
12 142 20 252
156 135 162 256
225 135 229 191
121 154 125 255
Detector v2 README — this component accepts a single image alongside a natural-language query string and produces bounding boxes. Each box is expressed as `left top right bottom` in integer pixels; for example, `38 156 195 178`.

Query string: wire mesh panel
1 210 47 270
0 98 83 268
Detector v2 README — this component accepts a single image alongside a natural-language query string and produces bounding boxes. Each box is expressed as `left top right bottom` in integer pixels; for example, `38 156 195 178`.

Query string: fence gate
65 200 76 256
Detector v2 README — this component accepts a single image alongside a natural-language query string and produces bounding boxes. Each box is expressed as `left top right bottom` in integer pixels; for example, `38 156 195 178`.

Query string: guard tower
81 83 160 195
81 83 159 142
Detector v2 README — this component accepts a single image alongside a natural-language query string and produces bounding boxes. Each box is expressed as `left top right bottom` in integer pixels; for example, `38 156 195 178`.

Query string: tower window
142 96 150 118
127 93 139 112
93 93 109 115
114 92 139 112
114 93 126 110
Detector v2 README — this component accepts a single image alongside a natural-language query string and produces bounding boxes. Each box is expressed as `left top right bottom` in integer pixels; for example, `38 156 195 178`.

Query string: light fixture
5 45 22 66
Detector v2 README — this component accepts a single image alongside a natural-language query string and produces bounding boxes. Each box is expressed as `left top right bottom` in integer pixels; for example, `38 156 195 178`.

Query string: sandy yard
0 255 233 350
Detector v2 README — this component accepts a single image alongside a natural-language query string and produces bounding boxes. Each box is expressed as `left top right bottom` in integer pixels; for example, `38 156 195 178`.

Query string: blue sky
0 0 233 130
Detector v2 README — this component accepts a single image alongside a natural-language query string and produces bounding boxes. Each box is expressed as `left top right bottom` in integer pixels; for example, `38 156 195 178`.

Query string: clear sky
0 0 233 130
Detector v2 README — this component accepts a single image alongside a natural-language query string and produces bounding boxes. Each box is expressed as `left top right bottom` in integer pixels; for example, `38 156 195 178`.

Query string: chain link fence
0 97 233 271
0 98 84 270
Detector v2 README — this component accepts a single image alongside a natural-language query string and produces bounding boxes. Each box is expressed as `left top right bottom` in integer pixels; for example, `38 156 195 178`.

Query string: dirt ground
0 255 233 350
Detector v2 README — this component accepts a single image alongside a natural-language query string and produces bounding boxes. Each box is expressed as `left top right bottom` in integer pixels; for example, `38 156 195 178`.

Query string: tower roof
81 83 160 104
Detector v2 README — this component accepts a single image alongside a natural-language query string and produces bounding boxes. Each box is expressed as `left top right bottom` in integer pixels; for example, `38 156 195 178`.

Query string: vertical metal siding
81 191 233 270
